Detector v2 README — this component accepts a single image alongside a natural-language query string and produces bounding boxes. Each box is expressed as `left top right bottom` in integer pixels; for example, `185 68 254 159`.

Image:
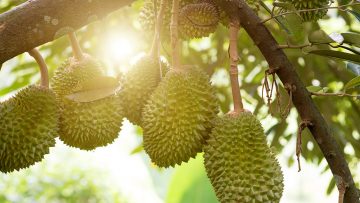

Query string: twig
150 0 166 57
170 0 181 69
311 92 360 98
296 120 313 172
262 2 360 24
68 32 84 61
229 20 244 113
28 49 49 88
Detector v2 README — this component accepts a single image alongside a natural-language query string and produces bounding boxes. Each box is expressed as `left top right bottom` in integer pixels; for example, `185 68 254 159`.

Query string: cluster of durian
52 55 124 150
278 0 331 22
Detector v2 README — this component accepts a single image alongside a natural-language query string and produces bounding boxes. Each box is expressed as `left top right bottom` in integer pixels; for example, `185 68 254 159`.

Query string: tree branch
0 0 134 67
216 0 360 202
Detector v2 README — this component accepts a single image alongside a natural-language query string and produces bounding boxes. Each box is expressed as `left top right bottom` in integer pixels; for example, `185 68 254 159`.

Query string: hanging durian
204 112 284 203
139 0 201 39
51 32 124 150
0 49 58 173
142 67 218 167
179 1 220 39
121 55 169 126
278 0 331 22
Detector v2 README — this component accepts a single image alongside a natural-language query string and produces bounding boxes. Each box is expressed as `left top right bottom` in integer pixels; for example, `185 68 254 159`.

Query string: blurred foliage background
0 0 359 202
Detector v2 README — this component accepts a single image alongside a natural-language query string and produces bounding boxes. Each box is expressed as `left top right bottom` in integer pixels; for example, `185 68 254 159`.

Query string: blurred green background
0 0 359 202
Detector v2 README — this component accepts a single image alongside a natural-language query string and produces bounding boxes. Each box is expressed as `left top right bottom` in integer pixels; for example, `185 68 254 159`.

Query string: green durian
143 67 218 167
204 112 284 203
179 2 220 39
51 55 124 150
51 55 104 97
0 85 58 173
121 55 169 126
279 0 330 22
138 0 198 40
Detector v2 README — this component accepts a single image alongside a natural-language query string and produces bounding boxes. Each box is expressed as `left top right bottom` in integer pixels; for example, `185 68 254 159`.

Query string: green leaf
344 76 360 92
308 30 334 44
65 76 121 103
65 86 120 102
130 144 144 155
347 9 360 22
346 62 360 75
326 178 336 195
167 154 218 203
306 86 324 92
342 32 360 47
309 50 360 64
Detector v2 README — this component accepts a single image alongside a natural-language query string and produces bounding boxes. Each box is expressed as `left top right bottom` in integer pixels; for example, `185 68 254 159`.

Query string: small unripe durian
179 2 220 39
51 55 124 150
0 86 58 173
121 55 169 126
143 67 218 167
279 0 330 22
204 112 284 203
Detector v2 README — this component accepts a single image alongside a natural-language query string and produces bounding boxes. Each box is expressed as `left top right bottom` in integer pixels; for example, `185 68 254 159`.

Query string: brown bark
216 1 359 202
0 0 134 67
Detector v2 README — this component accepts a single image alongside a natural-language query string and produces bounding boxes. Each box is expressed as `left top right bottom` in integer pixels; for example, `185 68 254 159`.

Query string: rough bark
0 0 134 66
216 1 359 202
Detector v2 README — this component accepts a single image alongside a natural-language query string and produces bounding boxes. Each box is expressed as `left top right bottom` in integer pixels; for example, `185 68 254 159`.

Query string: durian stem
170 0 181 69
68 32 84 61
229 21 244 113
150 0 166 58
28 49 49 88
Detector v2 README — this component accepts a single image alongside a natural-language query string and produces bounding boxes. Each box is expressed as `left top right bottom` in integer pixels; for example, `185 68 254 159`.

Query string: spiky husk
51 56 124 150
279 0 330 22
143 67 218 167
121 55 169 126
204 112 284 203
51 55 104 97
59 95 123 150
0 86 58 173
179 2 220 39
139 0 199 40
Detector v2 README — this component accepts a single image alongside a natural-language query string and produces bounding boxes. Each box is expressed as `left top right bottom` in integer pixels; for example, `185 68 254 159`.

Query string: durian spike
170 0 181 69
28 48 49 88
68 32 84 61
228 20 244 113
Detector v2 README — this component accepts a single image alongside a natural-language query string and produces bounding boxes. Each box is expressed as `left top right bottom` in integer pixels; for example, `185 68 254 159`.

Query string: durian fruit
204 112 284 203
279 0 331 22
51 55 124 150
121 55 169 126
179 2 220 39
0 85 58 173
142 67 218 167
139 0 197 39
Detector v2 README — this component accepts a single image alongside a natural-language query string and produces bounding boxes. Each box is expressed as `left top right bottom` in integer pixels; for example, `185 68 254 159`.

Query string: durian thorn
28 48 49 88
296 120 313 172
68 32 84 61
228 20 244 113
170 0 181 69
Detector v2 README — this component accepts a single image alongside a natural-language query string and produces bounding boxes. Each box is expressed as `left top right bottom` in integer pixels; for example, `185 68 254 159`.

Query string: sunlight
104 35 135 61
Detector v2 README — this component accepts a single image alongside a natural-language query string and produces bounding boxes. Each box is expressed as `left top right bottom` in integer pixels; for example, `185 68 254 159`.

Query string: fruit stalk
150 0 166 58
68 32 84 61
229 20 244 113
170 0 181 69
28 49 49 88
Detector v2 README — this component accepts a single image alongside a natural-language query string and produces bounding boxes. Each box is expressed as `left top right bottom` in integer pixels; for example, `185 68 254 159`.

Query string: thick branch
216 0 359 202
0 0 134 67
